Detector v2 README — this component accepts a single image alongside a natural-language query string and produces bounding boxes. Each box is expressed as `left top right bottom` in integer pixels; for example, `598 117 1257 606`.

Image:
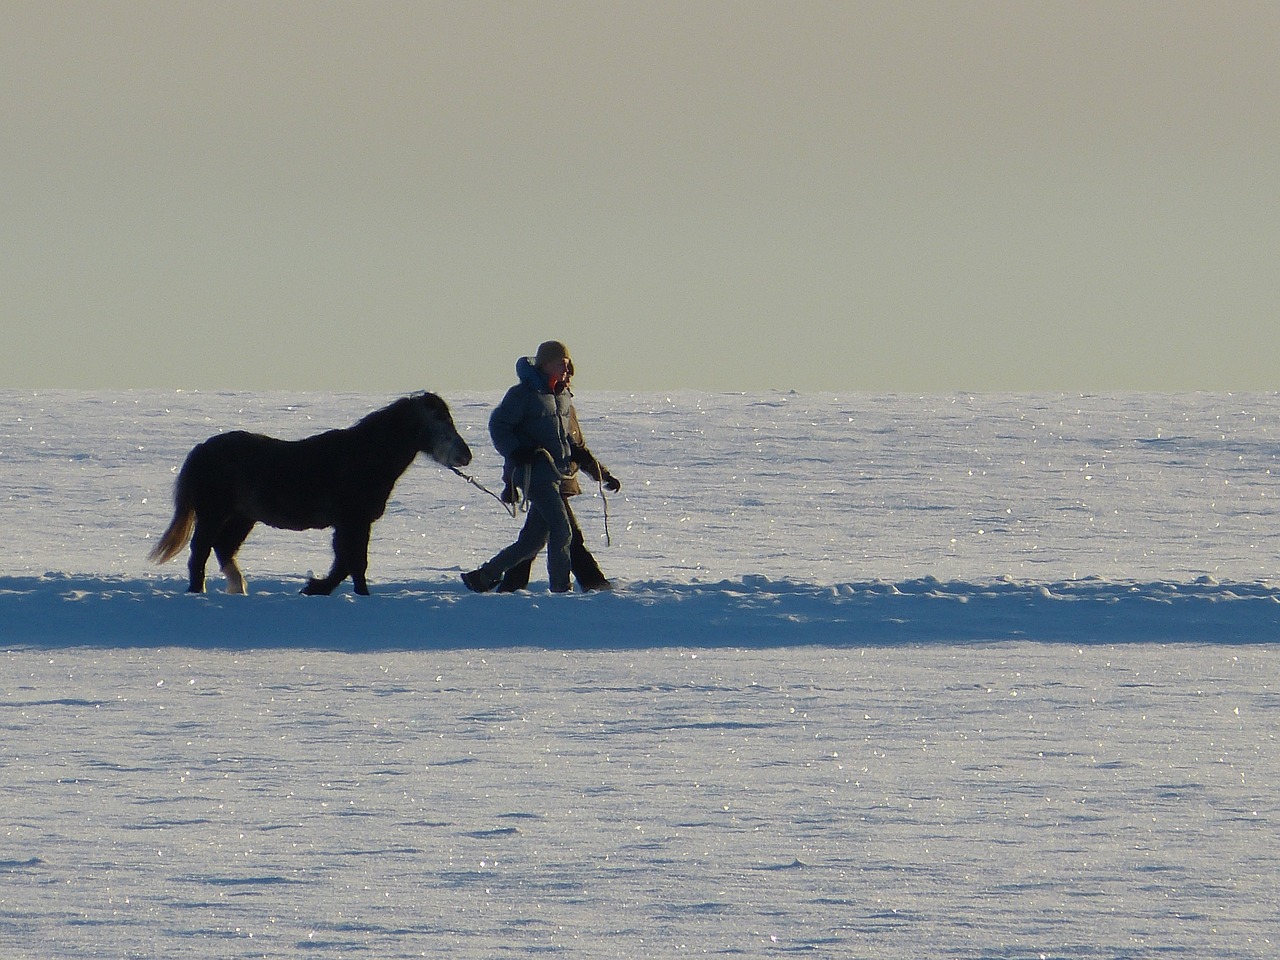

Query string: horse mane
349 392 445 435
338 396 413 447
351 395 410 430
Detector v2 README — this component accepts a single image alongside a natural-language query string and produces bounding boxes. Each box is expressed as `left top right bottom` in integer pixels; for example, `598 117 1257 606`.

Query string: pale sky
5 1 1278 393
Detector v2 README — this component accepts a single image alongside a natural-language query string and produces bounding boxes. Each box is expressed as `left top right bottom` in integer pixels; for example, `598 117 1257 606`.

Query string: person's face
541 357 570 380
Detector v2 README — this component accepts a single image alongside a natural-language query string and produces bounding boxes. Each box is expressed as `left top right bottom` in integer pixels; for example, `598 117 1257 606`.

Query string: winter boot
461 568 499 593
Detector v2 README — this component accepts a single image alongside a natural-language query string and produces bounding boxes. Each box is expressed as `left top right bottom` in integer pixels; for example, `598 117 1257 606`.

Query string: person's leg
497 514 541 592
464 461 566 592
497 497 610 593
463 508 547 591
496 557 536 592
534 479 573 593
566 502 610 590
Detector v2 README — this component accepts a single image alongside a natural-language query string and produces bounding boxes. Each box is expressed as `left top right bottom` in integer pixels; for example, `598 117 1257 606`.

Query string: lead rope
450 454 557 519
596 474 613 547
454 457 612 548
449 466 519 518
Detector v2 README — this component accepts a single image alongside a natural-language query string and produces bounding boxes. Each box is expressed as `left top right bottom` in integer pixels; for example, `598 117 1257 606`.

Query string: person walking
463 340 612 594
495 391 621 592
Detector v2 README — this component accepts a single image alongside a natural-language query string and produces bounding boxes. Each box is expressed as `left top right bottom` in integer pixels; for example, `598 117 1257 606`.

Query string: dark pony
150 392 472 595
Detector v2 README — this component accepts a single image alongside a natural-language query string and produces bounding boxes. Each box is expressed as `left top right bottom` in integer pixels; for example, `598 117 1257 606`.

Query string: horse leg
213 514 255 595
186 515 219 593
302 528 350 596
342 523 373 596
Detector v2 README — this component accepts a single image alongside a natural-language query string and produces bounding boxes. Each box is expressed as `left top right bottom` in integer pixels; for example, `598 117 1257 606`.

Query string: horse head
411 392 472 468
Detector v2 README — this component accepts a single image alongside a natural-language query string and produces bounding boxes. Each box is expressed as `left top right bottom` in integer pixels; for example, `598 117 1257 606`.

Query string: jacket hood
516 355 571 395
515 356 545 391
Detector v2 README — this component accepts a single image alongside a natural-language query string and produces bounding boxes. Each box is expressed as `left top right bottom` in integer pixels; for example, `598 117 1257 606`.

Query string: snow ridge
5 573 1277 649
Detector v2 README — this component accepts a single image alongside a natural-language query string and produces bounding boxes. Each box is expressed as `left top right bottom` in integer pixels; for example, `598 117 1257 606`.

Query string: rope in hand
596 474 613 547
452 454 613 547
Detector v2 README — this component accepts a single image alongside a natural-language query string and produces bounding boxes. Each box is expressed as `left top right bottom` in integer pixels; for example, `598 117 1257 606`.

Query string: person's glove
509 447 539 466
602 471 622 493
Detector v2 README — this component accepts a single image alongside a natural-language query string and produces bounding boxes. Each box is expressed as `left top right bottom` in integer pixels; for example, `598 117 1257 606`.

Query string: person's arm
568 406 621 491
488 387 528 460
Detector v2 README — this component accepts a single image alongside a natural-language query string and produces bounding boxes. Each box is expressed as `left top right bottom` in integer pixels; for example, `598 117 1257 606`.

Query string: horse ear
415 391 448 413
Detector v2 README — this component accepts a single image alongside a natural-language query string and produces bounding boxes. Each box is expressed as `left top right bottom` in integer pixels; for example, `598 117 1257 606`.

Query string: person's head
534 340 572 380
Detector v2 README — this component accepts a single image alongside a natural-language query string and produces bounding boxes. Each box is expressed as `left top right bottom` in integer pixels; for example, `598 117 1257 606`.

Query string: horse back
187 428 399 530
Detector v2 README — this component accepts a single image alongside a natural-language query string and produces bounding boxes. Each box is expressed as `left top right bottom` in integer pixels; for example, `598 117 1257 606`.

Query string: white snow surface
2 389 1278 958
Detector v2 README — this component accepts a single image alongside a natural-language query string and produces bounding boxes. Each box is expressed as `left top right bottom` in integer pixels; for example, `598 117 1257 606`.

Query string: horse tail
149 456 197 564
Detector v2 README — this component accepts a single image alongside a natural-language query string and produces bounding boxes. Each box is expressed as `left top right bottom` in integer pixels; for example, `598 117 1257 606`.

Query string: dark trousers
497 499 608 592
475 460 573 591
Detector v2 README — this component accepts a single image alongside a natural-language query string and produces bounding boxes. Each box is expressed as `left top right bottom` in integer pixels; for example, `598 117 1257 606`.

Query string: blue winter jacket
489 357 575 474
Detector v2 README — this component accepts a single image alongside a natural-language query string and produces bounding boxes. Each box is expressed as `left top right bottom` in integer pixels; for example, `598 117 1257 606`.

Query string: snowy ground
2 389 1278 958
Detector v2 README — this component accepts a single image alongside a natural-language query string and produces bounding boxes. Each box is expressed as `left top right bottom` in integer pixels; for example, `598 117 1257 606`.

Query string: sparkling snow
2 389 1277 958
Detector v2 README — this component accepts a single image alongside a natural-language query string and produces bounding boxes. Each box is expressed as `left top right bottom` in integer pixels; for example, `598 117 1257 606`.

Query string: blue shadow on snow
2 574 1279 650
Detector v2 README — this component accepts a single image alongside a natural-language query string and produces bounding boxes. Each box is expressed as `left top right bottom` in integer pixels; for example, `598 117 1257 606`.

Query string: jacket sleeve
567 405 606 480
488 387 527 459
575 446 604 482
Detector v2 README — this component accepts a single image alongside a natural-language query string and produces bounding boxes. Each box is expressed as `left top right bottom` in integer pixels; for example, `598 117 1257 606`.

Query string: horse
149 392 472 596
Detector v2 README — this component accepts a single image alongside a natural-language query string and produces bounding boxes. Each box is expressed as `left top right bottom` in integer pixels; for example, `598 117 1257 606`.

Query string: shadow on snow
3 574 1279 650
